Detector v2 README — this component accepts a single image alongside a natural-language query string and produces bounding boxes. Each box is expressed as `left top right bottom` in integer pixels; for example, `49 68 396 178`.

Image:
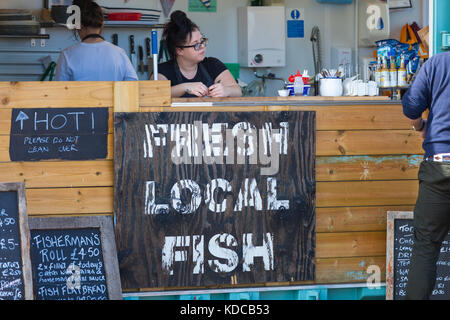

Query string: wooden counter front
0 81 422 292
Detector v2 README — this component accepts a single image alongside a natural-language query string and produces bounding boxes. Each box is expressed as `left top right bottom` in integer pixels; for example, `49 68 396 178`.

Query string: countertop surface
171 96 400 107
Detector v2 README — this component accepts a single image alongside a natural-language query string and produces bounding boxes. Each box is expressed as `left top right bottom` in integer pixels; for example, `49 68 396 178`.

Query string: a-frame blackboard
0 182 33 300
29 216 122 300
386 211 450 300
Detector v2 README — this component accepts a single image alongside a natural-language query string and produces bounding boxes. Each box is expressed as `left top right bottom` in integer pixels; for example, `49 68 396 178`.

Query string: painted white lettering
208 234 239 273
242 233 274 272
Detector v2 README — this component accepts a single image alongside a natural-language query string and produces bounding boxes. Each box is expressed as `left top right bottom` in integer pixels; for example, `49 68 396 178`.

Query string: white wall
0 0 427 95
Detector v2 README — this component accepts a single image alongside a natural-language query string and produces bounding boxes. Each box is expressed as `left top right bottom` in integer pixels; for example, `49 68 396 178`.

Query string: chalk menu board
29 216 122 300
387 211 450 300
0 183 32 300
9 108 109 161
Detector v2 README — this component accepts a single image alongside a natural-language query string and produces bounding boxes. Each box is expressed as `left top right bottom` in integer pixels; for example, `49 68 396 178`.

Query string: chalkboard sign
114 111 316 290
29 216 122 300
386 211 450 300
10 108 109 161
0 182 33 300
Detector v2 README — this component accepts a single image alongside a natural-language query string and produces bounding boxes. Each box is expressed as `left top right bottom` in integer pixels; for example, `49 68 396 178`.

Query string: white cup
319 78 343 97
278 89 290 97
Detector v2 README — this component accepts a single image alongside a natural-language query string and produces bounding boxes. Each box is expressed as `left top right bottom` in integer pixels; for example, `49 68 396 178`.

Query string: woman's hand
184 82 209 97
208 82 227 97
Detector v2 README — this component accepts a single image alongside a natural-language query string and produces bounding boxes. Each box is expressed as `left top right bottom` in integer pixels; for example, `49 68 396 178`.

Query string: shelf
379 86 410 89
0 34 49 39
40 21 165 29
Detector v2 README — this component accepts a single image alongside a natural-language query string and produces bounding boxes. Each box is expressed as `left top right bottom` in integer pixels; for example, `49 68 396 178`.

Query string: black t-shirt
158 57 227 97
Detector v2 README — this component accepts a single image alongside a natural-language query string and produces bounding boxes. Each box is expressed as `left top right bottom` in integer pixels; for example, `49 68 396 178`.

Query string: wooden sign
114 111 316 289
10 108 109 161
0 182 33 300
29 216 122 300
386 211 450 300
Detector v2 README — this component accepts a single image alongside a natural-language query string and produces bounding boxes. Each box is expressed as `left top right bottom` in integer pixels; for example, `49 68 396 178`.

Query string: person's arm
411 117 427 139
54 52 71 81
208 70 242 97
402 61 431 128
122 54 138 81
150 73 210 97
402 61 432 140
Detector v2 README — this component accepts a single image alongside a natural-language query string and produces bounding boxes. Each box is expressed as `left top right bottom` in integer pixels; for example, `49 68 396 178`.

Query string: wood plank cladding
0 81 171 108
0 81 424 290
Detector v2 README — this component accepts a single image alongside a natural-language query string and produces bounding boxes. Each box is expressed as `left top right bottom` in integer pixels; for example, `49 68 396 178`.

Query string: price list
394 219 450 300
30 228 108 300
0 192 25 300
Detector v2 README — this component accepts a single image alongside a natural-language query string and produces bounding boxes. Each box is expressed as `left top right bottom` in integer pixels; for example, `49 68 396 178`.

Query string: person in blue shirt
54 0 138 81
402 51 450 300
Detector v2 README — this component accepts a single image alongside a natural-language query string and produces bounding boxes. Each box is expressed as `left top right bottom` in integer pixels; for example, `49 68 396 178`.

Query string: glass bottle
398 55 407 87
389 56 398 87
380 56 390 88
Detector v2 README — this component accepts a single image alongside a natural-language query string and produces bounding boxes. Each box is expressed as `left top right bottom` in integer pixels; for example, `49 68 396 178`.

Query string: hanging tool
129 35 137 71
152 30 159 80
146 37 153 77
158 39 169 63
310 26 322 96
40 61 56 81
39 55 56 81
138 45 145 74
112 33 118 46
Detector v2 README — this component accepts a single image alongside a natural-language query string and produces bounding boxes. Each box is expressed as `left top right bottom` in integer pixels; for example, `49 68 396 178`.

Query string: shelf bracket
40 28 47 47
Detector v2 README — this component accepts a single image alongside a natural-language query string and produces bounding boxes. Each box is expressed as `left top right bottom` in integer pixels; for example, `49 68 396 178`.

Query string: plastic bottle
398 55 407 87
380 56 390 88
293 73 304 96
389 56 398 88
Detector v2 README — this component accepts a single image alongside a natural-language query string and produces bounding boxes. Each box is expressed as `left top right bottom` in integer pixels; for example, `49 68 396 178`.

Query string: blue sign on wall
291 9 301 20
287 20 304 38
287 9 304 38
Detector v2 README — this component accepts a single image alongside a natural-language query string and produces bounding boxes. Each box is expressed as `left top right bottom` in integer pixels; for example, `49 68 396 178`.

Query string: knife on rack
129 35 137 71
138 45 145 74
145 37 153 78
112 33 118 46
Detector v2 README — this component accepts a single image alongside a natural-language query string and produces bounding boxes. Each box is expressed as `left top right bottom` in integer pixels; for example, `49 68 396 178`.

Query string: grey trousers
405 161 450 300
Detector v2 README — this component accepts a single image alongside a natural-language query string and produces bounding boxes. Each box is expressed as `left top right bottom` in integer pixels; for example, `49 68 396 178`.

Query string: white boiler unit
238 6 286 68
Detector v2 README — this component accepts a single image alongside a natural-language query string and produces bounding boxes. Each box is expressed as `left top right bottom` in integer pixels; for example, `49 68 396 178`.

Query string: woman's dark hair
72 0 104 28
163 10 199 60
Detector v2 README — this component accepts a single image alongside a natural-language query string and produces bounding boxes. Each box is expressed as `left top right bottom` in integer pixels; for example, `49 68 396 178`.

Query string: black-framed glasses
177 38 208 51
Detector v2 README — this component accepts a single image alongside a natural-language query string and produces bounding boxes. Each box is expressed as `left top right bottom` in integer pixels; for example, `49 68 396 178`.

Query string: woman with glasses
152 10 242 98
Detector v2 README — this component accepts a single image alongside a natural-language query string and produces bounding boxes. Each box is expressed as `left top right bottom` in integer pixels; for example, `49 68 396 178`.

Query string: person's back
403 52 450 158
402 51 450 300
55 41 137 81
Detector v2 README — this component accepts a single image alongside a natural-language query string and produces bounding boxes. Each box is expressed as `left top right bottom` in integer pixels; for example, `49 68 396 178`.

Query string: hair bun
170 10 189 28
170 10 187 23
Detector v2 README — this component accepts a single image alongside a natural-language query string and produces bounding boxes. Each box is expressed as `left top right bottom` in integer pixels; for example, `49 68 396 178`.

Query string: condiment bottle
293 73 304 96
389 56 398 87
398 55 407 87
380 56 390 88
374 56 381 86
